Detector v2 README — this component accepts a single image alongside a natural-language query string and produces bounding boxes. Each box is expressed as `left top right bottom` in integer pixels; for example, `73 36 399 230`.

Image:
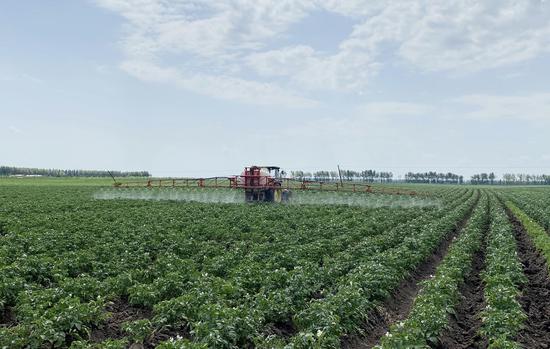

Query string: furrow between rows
342 190 483 349
506 207 550 348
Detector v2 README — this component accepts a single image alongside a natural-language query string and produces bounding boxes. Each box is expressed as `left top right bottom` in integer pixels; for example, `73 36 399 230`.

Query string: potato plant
480 198 526 348
377 192 488 348
0 184 475 348
507 201 550 268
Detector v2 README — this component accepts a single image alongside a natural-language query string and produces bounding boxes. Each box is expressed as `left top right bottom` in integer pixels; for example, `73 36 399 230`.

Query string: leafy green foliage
283 190 480 347
480 199 526 348
377 192 488 348
122 319 153 344
0 184 473 347
507 201 550 268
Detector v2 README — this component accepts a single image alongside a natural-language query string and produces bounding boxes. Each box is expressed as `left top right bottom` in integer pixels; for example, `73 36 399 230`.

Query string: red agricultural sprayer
111 165 419 203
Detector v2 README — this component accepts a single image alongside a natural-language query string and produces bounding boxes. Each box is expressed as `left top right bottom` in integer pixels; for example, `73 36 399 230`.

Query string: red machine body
234 166 289 202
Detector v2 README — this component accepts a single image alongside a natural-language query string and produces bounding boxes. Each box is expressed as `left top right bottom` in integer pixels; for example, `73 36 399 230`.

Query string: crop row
0 187 440 303
504 189 550 231
0 185 468 348
271 190 481 348
377 191 488 347
506 201 550 271
128 189 476 348
122 189 473 348
480 196 526 348
376 192 531 349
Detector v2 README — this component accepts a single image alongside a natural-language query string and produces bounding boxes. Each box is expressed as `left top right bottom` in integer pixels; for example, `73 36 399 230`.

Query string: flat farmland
1 181 550 349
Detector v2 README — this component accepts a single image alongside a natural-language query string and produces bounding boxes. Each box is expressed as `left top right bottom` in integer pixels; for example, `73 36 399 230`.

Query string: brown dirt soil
435 241 487 349
147 324 191 348
90 298 153 342
0 306 16 327
90 298 190 347
342 193 480 349
0 221 7 236
265 319 297 338
508 212 550 349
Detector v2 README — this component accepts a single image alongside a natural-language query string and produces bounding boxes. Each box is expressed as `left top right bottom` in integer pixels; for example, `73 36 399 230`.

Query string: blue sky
1 0 550 178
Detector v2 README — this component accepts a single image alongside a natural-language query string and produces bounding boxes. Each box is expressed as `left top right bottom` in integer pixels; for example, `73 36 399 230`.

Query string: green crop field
1 179 550 348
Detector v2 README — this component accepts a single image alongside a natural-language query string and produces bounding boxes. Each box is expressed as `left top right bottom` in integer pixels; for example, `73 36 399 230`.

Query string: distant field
0 177 117 186
1 181 550 348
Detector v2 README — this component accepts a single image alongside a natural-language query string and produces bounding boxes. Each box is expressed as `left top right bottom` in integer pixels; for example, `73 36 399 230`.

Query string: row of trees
290 170 394 183
290 170 465 184
404 172 464 184
0 166 150 178
470 173 497 185
291 170 550 186
472 173 550 185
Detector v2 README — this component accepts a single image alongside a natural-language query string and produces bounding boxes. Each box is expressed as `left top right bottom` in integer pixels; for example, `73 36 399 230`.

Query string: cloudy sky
1 0 550 178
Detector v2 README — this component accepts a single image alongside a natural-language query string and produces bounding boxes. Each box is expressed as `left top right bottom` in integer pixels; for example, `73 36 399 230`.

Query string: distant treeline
291 169 550 185
0 166 150 178
404 172 464 184
471 173 550 185
290 170 466 184
291 170 394 183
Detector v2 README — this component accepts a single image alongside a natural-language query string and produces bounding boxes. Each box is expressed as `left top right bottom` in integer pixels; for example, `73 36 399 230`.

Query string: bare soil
508 211 550 349
0 221 7 236
265 319 297 338
342 194 480 349
147 324 191 348
0 306 16 327
90 298 153 342
435 241 487 349
90 298 190 348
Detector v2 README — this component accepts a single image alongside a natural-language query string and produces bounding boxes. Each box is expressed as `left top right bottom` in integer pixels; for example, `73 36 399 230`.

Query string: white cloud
97 0 315 57
94 64 110 74
352 94 550 122
21 73 44 84
8 126 22 134
121 60 317 107
0 72 44 84
95 0 550 105
246 45 378 91
456 93 550 121
357 102 434 117
246 45 317 78
396 1 550 72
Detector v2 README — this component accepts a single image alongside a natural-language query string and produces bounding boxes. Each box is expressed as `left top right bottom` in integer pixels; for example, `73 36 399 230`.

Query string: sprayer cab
241 166 291 203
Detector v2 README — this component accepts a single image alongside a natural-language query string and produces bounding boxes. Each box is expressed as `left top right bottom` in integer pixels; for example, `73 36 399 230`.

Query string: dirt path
436 236 487 349
342 193 480 349
507 211 550 349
